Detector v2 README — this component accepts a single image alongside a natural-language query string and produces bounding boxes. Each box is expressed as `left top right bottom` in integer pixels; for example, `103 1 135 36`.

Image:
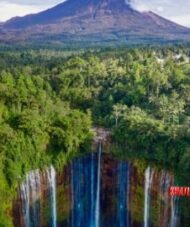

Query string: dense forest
0 46 190 225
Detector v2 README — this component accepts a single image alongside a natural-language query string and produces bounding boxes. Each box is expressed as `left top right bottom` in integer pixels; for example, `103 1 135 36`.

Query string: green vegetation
0 46 190 225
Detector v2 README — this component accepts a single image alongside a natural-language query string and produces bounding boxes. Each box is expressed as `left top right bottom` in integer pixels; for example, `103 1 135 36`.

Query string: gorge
1 46 190 227
13 143 179 227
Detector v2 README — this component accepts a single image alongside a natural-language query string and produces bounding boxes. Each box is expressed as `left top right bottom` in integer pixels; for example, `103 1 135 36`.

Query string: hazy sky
0 0 190 27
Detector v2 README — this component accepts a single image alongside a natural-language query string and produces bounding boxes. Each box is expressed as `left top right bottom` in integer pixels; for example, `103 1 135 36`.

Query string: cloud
156 6 164 13
130 0 190 27
170 15 190 27
0 2 45 21
0 0 65 21
1 0 64 6
130 0 151 11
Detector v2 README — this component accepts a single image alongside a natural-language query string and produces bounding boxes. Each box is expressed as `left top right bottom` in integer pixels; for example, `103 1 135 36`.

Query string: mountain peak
4 0 132 29
1 0 190 45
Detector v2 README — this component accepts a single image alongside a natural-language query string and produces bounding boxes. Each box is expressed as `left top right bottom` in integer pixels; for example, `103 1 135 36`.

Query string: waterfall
20 170 41 227
170 186 179 227
159 171 172 226
71 162 74 227
71 158 86 227
47 166 57 227
17 154 181 227
78 159 84 226
91 152 95 227
20 177 30 227
95 143 102 227
117 161 129 227
67 151 99 227
127 163 130 227
159 172 179 227
171 197 178 227
71 160 80 227
143 167 154 227
20 167 57 227
159 171 168 226
30 170 41 227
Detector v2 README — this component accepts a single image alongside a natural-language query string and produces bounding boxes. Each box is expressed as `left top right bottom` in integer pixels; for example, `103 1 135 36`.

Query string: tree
112 104 128 126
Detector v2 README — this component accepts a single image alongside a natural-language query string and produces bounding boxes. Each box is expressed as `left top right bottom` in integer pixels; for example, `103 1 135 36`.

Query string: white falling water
20 177 30 227
144 167 154 227
95 143 102 227
20 170 41 227
71 162 74 227
20 167 57 227
30 170 41 227
47 166 57 227
170 193 179 227
127 164 130 227
159 171 172 226
91 152 95 227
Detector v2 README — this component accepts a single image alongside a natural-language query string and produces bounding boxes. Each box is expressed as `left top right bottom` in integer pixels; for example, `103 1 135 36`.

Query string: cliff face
12 153 177 227
12 166 71 227
1 0 190 44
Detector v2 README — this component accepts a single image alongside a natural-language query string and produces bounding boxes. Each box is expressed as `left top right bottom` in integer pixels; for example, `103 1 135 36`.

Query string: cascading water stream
20 177 30 227
47 166 57 227
117 161 129 227
20 170 41 227
17 152 180 227
71 159 81 227
71 162 74 227
144 167 154 227
171 197 178 227
127 163 130 227
91 152 95 227
170 184 179 227
30 171 41 227
144 167 150 227
159 171 168 226
159 171 179 227
95 142 102 227
20 167 57 227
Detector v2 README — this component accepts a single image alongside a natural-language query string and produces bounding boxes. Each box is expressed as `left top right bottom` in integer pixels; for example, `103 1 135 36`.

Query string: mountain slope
1 0 190 45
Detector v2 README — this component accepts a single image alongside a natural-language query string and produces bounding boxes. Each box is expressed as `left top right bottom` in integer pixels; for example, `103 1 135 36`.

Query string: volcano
1 0 190 45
